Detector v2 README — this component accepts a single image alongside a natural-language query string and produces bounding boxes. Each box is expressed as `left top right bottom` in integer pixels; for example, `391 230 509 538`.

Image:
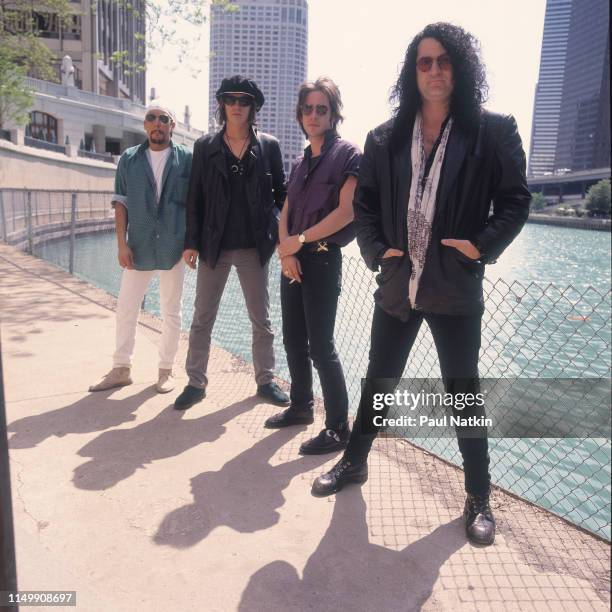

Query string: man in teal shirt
89 102 192 394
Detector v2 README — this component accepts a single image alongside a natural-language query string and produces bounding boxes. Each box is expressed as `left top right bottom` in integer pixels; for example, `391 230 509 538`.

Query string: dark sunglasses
300 103 329 117
145 113 171 124
416 54 452 73
222 94 253 107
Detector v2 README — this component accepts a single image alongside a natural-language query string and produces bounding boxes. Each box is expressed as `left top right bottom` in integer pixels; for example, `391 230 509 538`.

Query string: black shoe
299 425 350 455
311 457 368 496
264 406 314 428
174 385 205 410
257 382 290 406
464 492 496 545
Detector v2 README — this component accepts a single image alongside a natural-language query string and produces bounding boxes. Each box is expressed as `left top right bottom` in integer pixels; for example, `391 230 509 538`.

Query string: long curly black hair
389 22 488 150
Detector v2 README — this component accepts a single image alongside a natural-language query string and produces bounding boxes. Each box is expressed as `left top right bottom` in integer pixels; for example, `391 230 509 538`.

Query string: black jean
345 305 491 496
281 245 349 429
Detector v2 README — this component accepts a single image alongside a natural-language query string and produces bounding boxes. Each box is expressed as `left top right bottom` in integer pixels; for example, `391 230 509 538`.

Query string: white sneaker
156 369 175 393
89 367 132 392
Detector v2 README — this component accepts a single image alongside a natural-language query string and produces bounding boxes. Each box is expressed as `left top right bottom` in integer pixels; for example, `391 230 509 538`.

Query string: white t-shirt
146 146 172 202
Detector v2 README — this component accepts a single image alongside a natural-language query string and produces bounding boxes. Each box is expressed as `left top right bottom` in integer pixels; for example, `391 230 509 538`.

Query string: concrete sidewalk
1 243 610 612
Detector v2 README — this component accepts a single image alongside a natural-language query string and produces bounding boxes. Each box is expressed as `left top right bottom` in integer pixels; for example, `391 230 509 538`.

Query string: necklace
224 133 250 175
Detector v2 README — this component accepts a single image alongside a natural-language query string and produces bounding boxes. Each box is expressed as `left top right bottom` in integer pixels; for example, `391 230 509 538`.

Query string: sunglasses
222 94 253 107
300 103 329 117
145 113 171 124
416 54 452 72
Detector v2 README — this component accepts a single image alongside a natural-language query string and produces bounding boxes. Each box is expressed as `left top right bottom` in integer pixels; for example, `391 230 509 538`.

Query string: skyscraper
554 0 610 172
528 0 572 176
209 0 308 173
528 0 610 175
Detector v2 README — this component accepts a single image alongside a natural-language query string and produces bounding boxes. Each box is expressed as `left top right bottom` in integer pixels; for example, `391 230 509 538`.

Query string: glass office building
529 0 610 175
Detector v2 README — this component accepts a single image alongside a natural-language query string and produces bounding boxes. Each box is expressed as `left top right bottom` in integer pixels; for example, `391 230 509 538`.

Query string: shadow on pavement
154 427 331 548
73 396 263 491
238 487 466 611
7 386 157 449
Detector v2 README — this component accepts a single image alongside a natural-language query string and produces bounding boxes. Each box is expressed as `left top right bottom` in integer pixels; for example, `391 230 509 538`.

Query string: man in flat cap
89 102 192 394
175 75 290 410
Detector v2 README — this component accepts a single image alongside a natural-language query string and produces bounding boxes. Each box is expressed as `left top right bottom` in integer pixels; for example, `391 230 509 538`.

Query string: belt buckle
316 241 329 252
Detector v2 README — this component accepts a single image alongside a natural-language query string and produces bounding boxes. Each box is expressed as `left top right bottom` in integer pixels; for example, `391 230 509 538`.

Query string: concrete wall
0 139 115 190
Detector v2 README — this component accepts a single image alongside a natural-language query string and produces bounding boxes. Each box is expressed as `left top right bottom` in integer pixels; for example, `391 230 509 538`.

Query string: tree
585 179 611 218
0 47 34 128
530 192 547 212
0 0 71 82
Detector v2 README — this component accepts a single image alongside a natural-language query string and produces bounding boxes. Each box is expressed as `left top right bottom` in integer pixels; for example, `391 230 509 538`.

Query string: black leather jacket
184 127 286 267
354 111 531 320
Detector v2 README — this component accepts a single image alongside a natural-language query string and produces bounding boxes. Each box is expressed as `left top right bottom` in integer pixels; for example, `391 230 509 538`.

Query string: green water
34 223 611 539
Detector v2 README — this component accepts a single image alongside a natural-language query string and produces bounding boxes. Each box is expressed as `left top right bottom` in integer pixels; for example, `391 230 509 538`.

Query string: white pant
113 260 185 369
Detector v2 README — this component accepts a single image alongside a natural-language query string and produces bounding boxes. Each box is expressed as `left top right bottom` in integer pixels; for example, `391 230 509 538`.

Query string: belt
301 240 340 253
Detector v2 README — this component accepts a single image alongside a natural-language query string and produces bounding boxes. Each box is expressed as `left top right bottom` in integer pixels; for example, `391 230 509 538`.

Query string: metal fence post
69 193 77 274
0 191 6 242
26 191 33 254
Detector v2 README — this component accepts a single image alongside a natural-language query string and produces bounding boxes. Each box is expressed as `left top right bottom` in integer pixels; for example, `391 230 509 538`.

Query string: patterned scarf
407 112 453 307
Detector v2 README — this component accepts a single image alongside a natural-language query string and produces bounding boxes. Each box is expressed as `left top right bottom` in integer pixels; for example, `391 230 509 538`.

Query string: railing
24 136 66 154
0 189 114 272
0 129 11 142
77 150 115 163
23 76 201 138
1 188 610 540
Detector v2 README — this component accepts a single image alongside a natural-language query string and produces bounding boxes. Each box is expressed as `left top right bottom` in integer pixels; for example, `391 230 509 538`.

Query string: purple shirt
287 131 361 246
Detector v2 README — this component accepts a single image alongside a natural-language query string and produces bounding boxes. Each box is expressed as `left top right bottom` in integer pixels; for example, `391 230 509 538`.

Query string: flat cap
216 75 265 110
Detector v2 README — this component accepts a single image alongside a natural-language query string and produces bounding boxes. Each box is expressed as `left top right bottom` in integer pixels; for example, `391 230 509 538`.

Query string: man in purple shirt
265 77 362 456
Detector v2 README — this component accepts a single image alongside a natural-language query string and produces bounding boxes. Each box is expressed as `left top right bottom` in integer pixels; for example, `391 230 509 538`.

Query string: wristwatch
298 232 307 244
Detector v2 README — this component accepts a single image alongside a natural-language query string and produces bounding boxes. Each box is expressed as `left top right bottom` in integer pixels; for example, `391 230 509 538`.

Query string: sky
148 0 547 157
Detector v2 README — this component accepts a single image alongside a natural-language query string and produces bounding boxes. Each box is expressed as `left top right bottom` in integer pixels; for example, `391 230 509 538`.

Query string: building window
27 112 58 143
35 12 60 38
63 14 82 40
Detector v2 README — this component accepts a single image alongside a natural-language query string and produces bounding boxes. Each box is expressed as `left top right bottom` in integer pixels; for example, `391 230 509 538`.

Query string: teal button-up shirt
112 140 192 271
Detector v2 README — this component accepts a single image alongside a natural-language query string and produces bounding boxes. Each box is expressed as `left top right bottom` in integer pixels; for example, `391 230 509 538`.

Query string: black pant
345 305 491 496
281 246 348 429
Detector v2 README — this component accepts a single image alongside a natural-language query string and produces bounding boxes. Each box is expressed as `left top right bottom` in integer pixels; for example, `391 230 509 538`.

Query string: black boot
311 457 368 496
299 425 350 455
264 406 314 428
464 492 496 545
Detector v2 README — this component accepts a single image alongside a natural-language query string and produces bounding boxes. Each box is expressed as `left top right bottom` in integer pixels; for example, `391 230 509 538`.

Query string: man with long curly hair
311 23 530 545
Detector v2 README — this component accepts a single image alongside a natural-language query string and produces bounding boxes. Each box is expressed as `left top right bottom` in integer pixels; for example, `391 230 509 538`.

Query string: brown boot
88 367 132 392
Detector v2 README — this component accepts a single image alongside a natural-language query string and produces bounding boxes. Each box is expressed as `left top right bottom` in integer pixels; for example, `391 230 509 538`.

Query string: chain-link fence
2 189 610 540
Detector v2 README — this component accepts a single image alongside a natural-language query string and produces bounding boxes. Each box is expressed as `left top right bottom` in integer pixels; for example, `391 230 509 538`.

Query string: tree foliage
0 46 34 127
585 179 611 217
0 0 72 81
530 192 547 211
96 0 236 78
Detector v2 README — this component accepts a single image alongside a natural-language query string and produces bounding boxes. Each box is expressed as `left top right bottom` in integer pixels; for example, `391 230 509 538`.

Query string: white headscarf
145 101 176 123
